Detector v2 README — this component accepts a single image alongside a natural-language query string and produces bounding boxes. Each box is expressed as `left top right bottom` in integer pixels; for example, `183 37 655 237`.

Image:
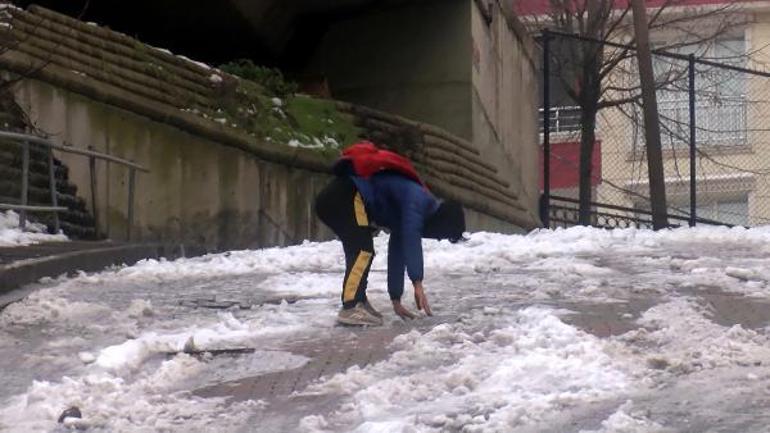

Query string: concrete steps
0 140 99 240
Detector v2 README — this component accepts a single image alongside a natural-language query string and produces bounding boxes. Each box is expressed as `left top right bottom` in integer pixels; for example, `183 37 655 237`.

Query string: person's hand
413 281 432 316
392 300 416 320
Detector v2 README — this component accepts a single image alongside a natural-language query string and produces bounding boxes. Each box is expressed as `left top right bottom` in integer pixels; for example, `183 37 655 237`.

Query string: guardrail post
127 167 136 241
688 54 697 227
48 147 60 233
541 29 551 228
88 147 99 235
20 141 29 230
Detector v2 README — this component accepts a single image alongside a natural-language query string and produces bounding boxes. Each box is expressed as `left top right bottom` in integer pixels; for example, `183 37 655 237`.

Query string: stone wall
340 102 536 229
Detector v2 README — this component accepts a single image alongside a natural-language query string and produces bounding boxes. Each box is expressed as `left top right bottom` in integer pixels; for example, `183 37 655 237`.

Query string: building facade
532 0 770 226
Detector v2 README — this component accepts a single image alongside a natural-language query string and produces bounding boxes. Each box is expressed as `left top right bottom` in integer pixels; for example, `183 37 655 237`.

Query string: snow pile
0 355 262 433
287 135 341 150
300 307 632 432
0 300 321 432
94 239 346 284
580 401 668 433
423 225 770 275
0 210 67 247
619 298 770 373
670 256 770 298
62 225 770 286
0 288 110 327
6 225 770 431
95 307 320 372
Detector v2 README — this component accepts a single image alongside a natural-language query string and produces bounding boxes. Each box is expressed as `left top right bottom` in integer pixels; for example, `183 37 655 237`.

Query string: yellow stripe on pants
354 192 369 226
343 250 373 302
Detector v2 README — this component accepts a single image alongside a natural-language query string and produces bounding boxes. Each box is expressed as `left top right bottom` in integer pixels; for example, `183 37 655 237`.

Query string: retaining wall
0 4 538 252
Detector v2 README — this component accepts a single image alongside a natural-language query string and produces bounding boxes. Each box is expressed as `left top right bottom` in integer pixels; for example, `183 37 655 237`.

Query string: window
665 195 749 226
539 106 582 134
651 35 747 148
695 198 748 226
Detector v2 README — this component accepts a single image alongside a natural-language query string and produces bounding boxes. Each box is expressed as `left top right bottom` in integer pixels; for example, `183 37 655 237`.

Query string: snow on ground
299 307 633 432
0 210 67 247
3 226 770 432
579 401 669 433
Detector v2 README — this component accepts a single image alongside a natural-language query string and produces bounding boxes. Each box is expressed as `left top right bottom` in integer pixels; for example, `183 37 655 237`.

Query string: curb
0 243 162 308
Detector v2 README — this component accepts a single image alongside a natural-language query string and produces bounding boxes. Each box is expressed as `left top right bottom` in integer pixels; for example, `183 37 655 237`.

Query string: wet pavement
5 232 770 432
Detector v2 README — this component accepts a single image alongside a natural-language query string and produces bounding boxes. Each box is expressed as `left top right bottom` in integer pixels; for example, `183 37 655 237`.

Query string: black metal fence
540 30 770 229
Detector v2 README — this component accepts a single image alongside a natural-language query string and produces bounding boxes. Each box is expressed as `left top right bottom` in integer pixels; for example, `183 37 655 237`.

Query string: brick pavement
192 289 770 432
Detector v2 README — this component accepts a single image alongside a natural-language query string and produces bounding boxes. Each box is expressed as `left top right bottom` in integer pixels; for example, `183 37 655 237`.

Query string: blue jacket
350 172 439 300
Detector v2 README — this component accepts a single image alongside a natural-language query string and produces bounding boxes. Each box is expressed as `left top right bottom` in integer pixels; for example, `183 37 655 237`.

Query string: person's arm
389 232 419 319
387 232 406 301
400 198 425 284
400 196 433 316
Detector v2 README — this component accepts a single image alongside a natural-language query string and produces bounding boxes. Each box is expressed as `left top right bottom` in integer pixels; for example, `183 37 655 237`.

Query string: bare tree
518 0 751 225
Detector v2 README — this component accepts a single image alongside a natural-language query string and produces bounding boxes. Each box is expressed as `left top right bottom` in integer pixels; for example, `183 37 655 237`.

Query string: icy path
3 227 770 432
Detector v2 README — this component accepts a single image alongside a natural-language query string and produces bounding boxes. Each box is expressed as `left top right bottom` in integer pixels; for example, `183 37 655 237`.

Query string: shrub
218 59 298 99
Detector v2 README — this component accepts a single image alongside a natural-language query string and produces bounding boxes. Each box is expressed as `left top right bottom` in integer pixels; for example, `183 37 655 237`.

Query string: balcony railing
657 96 748 147
539 106 582 135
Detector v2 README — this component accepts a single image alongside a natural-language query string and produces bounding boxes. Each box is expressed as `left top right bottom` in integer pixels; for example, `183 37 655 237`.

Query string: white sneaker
337 303 384 326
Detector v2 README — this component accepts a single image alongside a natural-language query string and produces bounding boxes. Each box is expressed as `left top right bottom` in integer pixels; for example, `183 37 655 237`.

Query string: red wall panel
539 140 602 190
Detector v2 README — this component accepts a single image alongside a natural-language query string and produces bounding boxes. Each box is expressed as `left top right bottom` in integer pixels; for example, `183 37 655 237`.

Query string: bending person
315 141 465 326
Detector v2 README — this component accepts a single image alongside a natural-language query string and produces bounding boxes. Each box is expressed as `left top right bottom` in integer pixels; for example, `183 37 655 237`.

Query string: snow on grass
0 210 67 247
299 307 633 432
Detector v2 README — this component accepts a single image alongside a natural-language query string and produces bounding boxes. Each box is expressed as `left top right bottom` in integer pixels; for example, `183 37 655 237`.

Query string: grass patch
191 64 362 157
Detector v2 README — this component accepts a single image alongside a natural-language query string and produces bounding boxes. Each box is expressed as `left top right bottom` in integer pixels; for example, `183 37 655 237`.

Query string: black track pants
315 177 374 309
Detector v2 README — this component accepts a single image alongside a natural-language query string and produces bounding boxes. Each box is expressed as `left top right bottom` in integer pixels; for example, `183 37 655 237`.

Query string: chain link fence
540 30 770 229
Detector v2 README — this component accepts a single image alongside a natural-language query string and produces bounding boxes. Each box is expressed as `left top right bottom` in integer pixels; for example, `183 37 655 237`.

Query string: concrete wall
470 0 541 228
0 3 540 252
13 78 535 251
15 79 333 253
310 0 541 228
308 0 473 140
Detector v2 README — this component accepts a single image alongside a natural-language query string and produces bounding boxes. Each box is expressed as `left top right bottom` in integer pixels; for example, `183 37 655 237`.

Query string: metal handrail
0 130 149 240
0 131 148 172
0 204 67 212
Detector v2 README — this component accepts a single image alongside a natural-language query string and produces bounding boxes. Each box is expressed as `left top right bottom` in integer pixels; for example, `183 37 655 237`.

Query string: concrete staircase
0 94 98 240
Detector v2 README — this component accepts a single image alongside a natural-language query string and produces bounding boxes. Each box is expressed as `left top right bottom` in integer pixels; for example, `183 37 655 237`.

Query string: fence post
688 54 697 227
48 148 60 233
542 29 551 228
127 167 136 241
88 147 99 235
19 141 29 230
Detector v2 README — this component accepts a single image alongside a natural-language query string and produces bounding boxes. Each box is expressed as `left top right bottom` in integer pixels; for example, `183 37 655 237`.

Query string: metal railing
0 130 149 240
548 195 732 229
539 106 582 134
656 96 748 147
